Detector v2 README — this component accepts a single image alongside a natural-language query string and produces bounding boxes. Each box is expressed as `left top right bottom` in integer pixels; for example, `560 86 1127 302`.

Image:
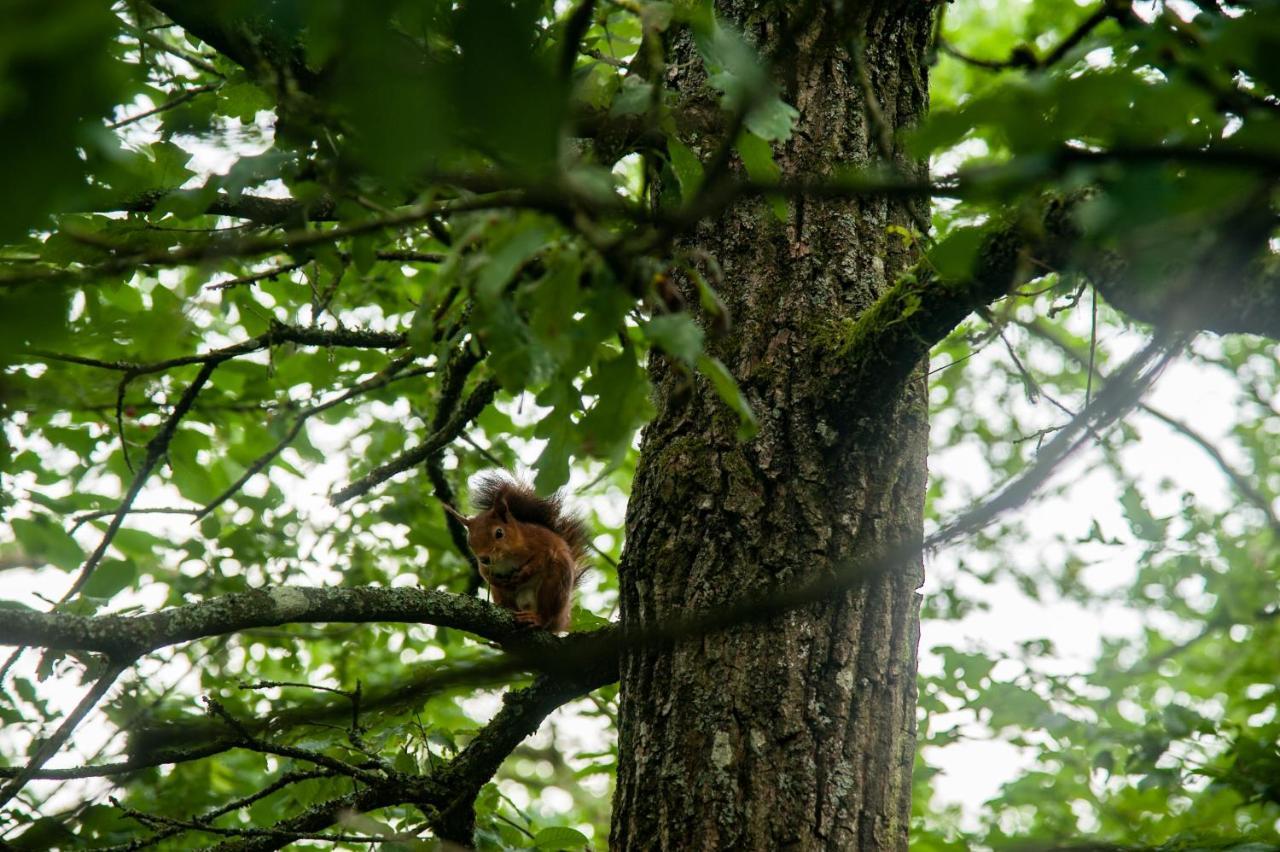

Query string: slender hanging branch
0 661 129 808
60 359 221 605
1018 316 1280 535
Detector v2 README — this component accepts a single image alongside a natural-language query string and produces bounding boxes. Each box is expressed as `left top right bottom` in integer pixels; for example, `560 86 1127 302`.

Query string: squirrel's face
447 500 529 586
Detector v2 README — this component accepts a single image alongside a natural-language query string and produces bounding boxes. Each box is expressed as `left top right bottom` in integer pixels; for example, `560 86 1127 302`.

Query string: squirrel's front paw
513 611 543 628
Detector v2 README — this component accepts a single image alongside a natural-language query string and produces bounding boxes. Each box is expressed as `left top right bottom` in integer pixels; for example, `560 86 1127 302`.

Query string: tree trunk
612 4 934 850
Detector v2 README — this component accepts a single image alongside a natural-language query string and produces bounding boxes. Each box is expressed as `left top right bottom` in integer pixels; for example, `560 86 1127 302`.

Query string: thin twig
139 32 224 77
1142 406 1280 536
111 797 400 845
203 697 385 785
28 323 407 378
939 0 1117 71
206 260 309 291
192 356 424 520
108 84 219 129
1018 316 1280 535
115 373 135 472
458 432 507 468
98 769 337 851
239 679 353 699
332 378 500 504
1086 286 1098 407
425 346 486 589
21 637 234 818
70 506 200 534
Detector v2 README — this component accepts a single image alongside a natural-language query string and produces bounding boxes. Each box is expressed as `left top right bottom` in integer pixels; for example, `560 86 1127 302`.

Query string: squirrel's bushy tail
470 471 590 569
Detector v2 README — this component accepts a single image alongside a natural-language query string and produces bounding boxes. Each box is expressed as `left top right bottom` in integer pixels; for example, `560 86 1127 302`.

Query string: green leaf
667 137 704 200
734 132 787 222
10 516 84 572
570 605 611 631
534 407 577 493
80 559 136 599
643 313 705 364
610 76 655 116
693 18 797 143
475 223 551 302
697 354 758 441
926 226 986 280
532 826 591 850
579 352 654 462
148 141 195 189
218 81 272 123
746 98 800 143
528 251 585 359
1120 484 1168 542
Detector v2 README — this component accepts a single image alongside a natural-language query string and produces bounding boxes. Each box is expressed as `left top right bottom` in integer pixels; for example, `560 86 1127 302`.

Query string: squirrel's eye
494 528 504 539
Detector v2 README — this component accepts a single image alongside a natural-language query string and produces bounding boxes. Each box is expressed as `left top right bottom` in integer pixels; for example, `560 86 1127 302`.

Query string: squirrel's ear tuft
495 494 512 522
442 504 470 526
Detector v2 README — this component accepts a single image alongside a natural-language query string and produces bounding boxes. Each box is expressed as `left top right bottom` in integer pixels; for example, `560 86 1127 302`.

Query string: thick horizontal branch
145 0 319 91
30 322 408 378
835 175 1280 415
133 341 1179 769
0 742 231 781
0 340 1175 822
1 191 531 289
0 586 567 660
87 189 338 225
833 194 1087 412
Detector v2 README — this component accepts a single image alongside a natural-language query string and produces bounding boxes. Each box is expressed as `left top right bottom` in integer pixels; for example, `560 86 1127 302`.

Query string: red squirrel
443 473 588 633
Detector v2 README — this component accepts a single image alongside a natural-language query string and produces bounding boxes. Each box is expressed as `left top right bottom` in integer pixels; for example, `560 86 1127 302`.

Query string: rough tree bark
613 4 934 850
